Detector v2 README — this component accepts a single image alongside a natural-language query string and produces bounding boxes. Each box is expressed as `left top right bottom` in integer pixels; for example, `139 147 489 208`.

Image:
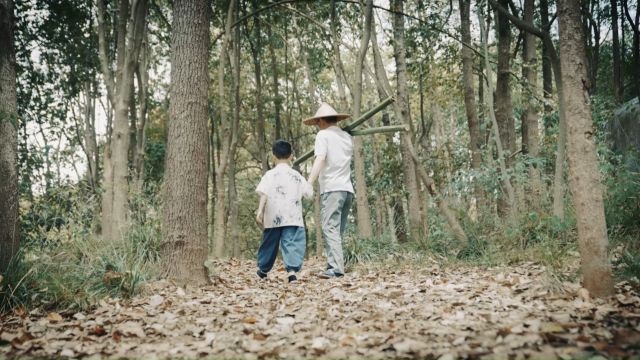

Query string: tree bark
557 0 614 298
250 0 268 173
521 0 542 209
392 0 424 241
611 0 623 104
351 0 374 238
540 0 553 113
488 0 568 220
370 9 410 242
0 0 19 273
622 0 640 99
213 0 237 258
494 0 516 217
479 7 516 214
97 0 147 240
83 81 99 191
229 14 241 258
459 0 485 214
331 0 349 111
134 32 149 190
267 19 281 141
161 0 210 286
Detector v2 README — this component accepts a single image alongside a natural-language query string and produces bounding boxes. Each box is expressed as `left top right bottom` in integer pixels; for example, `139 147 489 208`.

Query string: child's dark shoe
256 270 267 279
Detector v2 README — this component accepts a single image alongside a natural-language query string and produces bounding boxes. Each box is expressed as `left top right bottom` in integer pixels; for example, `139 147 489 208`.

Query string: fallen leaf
116 321 146 338
149 295 164 307
241 316 257 324
47 312 63 322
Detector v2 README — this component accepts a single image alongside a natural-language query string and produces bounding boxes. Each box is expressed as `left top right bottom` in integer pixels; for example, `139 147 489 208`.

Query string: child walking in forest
255 140 314 283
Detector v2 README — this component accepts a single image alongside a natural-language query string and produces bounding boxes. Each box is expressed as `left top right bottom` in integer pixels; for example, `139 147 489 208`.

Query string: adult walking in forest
306 103 354 278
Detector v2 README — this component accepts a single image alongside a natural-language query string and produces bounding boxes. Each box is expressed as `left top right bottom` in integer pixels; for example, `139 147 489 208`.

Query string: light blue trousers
320 191 354 275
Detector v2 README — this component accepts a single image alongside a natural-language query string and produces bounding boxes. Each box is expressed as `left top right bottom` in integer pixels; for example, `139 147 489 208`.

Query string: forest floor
1 257 639 359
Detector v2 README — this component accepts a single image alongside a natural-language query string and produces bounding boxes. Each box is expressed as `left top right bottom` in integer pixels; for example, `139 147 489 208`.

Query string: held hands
255 211 263 227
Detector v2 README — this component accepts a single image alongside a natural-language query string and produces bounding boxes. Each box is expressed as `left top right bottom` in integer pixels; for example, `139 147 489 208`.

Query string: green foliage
343 234 401 268
1 186 161 312
143 141 166 184
603 155 640 232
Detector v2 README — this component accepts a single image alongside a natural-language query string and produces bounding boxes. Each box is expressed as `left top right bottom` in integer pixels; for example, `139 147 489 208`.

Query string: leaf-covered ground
1 258 639 359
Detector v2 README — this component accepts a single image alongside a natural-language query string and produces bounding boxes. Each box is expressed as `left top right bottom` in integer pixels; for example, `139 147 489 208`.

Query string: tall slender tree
540 0 553 113
458 0 485 212
212 0 237 258
249 0 268 173
96 0 148 240
161 0 210 285
521 0 542 208
351 0 374 238
557 0 614 298
494 0 516 217
0 0 19 273
392 0 424 240
622 0 639 99
610 0 623 104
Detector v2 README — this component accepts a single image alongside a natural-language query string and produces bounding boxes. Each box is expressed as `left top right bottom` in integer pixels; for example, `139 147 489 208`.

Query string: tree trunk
128 83 137 167
521 0 542 209
161 0 210 286
459 0 485 214
267 19 281 141
96 0 147 240
331 0 349 111
611 0 623 104
479 6 516 214
370 18 407 243
557 0 614 298
370 8 412 242
251 0 268 173
213 0 237 258
489 0 569 220
494 0 516 217
229 17 241 258
0 0 19 273
83 81 99 191
392 0 424 241
622 0 640 99
134 34 149 190
351 0 374 239
541 0 553 113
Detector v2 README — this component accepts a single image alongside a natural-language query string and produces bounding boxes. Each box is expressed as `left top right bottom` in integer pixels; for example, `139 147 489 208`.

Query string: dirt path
1 258 639 359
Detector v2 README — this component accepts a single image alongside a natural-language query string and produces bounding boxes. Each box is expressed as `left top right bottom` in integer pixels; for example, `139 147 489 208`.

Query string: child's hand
255 213 263 227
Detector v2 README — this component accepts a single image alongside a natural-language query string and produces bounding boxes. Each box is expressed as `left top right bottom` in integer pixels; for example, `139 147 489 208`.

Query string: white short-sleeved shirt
256 163 314 228
314 126 354 194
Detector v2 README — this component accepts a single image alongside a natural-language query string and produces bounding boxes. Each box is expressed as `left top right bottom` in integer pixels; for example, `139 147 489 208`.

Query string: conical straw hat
303 103 351 125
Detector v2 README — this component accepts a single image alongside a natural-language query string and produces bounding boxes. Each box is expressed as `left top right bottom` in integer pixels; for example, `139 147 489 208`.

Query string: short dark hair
323 116 339 123
272 140 293 159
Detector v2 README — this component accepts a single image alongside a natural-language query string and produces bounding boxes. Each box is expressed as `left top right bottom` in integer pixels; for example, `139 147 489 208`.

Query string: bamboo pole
349 124 407 136
293 97 395 166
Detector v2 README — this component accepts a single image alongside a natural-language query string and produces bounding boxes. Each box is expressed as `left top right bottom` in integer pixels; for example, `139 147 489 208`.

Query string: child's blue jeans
257 226 306 274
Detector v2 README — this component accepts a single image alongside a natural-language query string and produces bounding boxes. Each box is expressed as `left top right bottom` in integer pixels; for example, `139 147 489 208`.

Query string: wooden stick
348 124 407 136
293 97 395 166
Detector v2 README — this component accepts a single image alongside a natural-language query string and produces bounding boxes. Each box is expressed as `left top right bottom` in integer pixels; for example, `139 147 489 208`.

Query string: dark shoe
256 270 267 279
288 274 297 283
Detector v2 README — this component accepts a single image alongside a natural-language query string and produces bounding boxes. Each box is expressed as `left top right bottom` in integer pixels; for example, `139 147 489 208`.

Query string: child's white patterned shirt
256 163 313 228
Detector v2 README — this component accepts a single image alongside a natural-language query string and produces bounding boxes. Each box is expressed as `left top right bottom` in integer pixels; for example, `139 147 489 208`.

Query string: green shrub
343 233 401 267
1 185 162 313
